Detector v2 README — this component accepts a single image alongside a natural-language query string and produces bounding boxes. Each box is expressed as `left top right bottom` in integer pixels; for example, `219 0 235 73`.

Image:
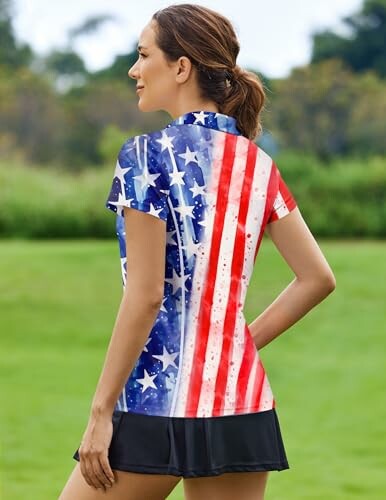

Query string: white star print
146 202 165 218
159 296 168 313
178 146 199 166
164 268 191 295
136 369 157 393
174 204 196 219
182 239 202 260
133 170 161 190
169 168 186 187
193 111 207 124
155 130 175 151
143 336 152 353
120 256 127 282
114 161 132 189
113 192 137 216
152 346 179 371
166 228 178 246
190 180 207 198
118 191 134 207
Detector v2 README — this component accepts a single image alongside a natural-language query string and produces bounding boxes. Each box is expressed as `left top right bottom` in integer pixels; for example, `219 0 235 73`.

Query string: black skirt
73 407 289 478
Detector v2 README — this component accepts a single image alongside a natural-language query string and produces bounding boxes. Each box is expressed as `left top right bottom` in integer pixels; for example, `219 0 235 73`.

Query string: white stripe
272 191 290 219
244 355 259 409
121 386 128 412
258 372 274 411
173 133 227 417
222 310 247 416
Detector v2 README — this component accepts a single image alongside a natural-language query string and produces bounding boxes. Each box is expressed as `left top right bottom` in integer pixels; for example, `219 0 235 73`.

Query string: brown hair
151 3 266 141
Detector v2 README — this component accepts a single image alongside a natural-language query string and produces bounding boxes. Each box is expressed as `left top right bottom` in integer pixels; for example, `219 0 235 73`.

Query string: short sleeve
105 134 170 222
267 162 297 224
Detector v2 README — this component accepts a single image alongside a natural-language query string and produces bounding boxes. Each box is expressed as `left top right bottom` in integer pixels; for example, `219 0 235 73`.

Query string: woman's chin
137 99 150 111
137 100 158 113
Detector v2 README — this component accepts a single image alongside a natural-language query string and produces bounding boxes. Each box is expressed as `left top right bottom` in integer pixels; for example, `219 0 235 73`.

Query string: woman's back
105 109 297 418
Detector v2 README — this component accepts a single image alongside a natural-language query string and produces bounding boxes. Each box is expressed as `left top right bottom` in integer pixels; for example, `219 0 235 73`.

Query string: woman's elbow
299 271 336 297
318 271 337 295
124 284 164 309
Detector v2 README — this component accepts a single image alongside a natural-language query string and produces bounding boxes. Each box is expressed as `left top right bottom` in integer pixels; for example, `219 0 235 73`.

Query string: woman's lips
136 87 144 93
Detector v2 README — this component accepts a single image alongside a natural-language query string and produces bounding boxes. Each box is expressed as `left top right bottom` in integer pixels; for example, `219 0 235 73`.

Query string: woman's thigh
183 471 269 500
58 462 182 500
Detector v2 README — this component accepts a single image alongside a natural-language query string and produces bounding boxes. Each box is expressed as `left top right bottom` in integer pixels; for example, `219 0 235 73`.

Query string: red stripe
235 323 257 411
250 361 265 411
253 157 277 262
185 134 238 417
212 140 257 416
269 162 296 222
265 161 297 223
277 169 297 212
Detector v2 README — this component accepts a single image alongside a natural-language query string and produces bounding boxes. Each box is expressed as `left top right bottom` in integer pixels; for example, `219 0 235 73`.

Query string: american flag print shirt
105 110 297 418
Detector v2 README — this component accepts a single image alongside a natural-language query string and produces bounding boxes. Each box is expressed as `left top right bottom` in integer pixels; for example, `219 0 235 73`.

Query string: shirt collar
166 110 242 136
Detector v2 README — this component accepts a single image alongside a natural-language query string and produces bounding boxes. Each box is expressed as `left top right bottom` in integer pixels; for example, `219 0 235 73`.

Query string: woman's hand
78 411 116 491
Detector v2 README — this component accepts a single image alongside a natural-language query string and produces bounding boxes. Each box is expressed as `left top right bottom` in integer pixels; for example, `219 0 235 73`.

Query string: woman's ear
175 56 193 84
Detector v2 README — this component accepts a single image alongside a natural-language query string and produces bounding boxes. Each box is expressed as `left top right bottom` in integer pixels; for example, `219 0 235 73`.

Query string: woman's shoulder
118 126 173 155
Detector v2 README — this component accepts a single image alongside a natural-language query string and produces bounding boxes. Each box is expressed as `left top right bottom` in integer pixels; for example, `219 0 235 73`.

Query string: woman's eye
138 53 147 58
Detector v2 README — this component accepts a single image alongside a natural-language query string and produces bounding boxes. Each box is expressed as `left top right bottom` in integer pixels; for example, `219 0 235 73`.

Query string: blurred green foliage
265 59 386 161
0 0 386 169
1 152 385 238
311 0 386 77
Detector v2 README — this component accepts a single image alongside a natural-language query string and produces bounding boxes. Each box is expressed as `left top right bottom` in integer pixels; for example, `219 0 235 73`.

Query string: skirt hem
73 455 289 478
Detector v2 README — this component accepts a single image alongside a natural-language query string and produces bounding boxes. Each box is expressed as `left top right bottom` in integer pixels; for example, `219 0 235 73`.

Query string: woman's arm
249 207 336 350
78 206 167 491
91 206 167 415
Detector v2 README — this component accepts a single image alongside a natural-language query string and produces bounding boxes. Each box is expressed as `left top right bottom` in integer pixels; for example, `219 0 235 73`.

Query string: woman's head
128 3 266 140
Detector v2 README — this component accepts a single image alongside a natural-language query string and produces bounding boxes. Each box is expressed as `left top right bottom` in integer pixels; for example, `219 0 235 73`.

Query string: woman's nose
128 61 139 79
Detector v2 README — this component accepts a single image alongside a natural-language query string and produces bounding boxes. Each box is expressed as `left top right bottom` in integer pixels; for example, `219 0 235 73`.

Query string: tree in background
39 13 118 93
267 59 358 162
42 50 88 93
311 0 386 78
266 58 386 162
0 0 32 69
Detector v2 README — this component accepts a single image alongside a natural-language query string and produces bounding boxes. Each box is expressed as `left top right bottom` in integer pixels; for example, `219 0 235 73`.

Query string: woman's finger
83 458 96 488
85 455 103 490
91 456 111 489
79 454 94 489
87 456 106 490
99 452 115 486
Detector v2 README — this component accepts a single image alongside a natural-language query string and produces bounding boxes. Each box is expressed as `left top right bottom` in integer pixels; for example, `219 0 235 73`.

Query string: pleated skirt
73 407 289 478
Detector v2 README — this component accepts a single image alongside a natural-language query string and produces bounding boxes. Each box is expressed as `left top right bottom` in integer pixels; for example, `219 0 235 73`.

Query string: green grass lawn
1 238 385 499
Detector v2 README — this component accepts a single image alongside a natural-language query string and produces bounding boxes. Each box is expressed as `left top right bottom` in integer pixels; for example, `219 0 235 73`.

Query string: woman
59 4 336 499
